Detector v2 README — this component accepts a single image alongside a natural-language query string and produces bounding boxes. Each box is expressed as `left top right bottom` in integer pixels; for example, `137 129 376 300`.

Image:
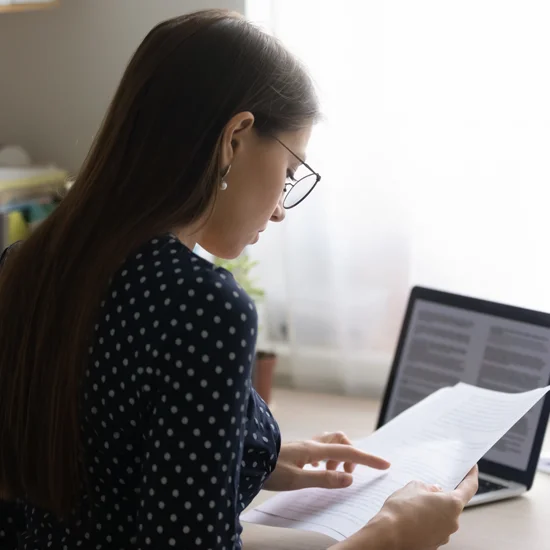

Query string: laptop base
467 472 526 507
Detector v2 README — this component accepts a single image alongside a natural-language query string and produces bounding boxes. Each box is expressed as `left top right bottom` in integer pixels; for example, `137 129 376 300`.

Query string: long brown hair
0 9 319 519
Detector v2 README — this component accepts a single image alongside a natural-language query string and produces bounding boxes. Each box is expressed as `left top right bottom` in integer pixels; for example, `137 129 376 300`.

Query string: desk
242 389 550 550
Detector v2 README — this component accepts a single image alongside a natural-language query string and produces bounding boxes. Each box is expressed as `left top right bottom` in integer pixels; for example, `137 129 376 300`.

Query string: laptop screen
382 297 550 472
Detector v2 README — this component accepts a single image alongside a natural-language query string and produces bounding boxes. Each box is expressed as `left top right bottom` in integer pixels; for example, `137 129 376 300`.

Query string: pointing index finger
309 442 391 470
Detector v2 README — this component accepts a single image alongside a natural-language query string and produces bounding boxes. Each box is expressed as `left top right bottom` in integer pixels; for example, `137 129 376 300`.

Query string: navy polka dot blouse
0 234 281 549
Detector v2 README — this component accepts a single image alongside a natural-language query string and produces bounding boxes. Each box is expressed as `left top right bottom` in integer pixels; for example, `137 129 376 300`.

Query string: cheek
260 179 284 213
198 156 285 256
211 150 286 229
256 158 286 210
234 143 287 216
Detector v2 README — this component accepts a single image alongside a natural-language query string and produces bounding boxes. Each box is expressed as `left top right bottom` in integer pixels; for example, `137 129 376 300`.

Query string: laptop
377 286 550 506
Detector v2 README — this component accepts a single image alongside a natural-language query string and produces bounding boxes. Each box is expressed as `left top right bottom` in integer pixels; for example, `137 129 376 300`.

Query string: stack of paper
0 166 67 193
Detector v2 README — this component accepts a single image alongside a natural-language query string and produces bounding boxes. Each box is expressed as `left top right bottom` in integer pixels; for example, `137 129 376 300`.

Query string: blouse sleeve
239 390 281 511
134 267 257 549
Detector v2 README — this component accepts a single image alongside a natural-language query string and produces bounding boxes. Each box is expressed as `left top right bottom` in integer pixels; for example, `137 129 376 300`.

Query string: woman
0 10 477 550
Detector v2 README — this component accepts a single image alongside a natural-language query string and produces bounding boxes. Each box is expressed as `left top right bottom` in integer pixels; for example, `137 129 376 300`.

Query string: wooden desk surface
242 388 550 550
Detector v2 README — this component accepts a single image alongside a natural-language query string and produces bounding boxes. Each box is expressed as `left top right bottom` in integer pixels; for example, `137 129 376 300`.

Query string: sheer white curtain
246 0 550 396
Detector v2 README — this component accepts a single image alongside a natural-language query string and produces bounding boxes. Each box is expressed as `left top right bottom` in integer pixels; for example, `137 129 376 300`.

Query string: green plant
214 252 265 303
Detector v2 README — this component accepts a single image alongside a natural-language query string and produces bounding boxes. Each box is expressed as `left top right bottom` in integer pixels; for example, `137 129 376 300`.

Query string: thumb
297 469 354 490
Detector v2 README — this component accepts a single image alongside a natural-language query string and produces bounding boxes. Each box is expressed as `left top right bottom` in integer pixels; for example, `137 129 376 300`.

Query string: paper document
242 383 550 542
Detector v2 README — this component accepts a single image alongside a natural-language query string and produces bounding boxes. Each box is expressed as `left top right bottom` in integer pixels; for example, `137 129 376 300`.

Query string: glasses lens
284 173 318 208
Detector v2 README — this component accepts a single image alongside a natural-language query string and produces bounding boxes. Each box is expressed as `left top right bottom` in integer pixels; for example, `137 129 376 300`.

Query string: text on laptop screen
384 300 550 471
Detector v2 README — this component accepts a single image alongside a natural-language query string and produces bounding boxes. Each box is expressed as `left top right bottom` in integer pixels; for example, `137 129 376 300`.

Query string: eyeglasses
272 137 321 209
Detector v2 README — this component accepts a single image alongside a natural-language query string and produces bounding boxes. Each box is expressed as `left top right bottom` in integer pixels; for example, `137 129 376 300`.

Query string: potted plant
214 253 277 404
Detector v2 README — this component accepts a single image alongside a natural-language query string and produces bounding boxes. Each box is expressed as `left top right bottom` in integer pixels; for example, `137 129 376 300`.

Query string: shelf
0 1 59 13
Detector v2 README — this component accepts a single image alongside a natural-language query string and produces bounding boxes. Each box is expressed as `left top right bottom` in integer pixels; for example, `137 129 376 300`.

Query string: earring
220 164 231 190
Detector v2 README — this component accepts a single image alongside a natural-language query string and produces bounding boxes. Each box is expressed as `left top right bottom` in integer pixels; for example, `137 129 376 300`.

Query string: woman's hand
263 431 390 492
331 465 479 550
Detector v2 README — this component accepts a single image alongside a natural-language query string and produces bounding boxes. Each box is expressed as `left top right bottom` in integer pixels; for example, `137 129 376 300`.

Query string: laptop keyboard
476 478 507 495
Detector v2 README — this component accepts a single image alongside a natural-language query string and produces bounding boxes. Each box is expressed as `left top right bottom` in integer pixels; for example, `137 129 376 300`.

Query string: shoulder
110 234 257 331
112 235 258 383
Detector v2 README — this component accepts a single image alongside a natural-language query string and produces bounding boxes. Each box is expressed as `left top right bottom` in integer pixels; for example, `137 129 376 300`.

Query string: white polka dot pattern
0 235 281 549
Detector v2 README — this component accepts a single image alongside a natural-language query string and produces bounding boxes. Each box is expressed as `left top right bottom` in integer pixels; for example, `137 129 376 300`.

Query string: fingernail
434 484 443 491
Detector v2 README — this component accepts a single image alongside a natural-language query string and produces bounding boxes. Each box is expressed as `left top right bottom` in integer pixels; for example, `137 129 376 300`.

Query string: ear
219 111 255 170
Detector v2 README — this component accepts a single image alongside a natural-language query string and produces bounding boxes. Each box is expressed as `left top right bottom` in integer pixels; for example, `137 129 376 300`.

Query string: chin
220 249 245 260
198 240 247 260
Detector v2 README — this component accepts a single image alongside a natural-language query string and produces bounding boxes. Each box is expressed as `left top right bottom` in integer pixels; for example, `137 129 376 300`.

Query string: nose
270 198 286 223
